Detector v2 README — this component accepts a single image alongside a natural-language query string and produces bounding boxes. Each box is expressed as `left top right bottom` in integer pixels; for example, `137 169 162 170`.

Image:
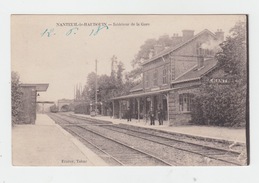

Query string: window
153 69 158 86
145 72 149 88
171 61 175 80
179 93 194 112
163 67 168 84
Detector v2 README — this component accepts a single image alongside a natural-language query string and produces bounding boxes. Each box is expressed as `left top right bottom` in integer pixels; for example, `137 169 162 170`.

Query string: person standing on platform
109 108 112 118
127 107 131 122
149 107 155 125
157 105 164 125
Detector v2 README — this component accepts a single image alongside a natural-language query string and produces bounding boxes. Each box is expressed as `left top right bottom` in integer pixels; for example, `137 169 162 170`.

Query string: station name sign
209 78 236 85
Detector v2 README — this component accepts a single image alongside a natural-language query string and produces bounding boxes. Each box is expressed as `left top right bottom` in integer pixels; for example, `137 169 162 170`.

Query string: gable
171 31 218 80
172 31 217 56
142 29 217 66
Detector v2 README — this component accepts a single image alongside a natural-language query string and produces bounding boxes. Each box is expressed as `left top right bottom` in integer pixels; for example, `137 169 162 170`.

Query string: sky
11 15 246 102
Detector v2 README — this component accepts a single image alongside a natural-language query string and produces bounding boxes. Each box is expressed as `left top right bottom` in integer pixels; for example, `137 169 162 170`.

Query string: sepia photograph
11 14 248 166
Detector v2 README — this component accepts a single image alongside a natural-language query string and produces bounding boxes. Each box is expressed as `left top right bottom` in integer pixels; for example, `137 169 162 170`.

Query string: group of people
126 105 164 126
149 106 164 126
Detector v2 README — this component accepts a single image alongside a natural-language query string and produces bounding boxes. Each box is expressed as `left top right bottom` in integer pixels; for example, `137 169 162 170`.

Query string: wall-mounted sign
209 78 236 84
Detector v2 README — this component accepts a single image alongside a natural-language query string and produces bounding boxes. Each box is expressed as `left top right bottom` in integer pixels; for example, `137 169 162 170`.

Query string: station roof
20 83 49 92
58 99 74 102
130 83 143 92
171 58 218 84
36 101 55 104
111 88 173 100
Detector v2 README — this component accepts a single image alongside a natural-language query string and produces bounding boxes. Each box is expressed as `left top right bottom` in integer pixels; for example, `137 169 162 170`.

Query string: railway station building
111 29 225 126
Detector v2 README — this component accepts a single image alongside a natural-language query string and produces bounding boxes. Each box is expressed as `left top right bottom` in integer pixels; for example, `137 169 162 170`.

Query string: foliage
127 67 143 82
191 21 247 127
11 71 23 124
116 61 124 87
130 34 175 80
191 79 246 127
80 56 139 109
83 72 97 102
98 74 116 102
131 38 157 67
131 34 175 67
216 21 247 79
74 103 90 114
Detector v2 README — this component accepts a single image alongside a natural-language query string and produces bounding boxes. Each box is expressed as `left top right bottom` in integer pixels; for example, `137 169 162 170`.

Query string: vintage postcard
11 14 248 166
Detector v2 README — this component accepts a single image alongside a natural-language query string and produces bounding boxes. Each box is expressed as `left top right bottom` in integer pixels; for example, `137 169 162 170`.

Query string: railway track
48 113 245 166
100 125 243 166
48 113 111 125
117 123 244 151
49 113 175 166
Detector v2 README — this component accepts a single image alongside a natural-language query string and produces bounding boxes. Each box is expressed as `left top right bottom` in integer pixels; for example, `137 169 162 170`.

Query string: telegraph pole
95 59 98 114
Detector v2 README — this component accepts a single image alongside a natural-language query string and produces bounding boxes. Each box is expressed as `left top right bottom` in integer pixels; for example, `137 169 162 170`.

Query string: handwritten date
41 25 109 37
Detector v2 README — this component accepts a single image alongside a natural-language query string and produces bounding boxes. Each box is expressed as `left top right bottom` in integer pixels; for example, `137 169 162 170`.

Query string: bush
74 103 90 114
11 71 23 125
191 21 247 127
191 81 246 127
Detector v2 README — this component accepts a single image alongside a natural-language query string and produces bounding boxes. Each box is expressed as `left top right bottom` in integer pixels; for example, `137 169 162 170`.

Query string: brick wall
171 32 216 79
168 87 199 126
142 31 216 94
143 55 171 92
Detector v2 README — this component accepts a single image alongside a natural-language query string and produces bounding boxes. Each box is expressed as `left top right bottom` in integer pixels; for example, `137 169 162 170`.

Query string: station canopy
20 83 49 92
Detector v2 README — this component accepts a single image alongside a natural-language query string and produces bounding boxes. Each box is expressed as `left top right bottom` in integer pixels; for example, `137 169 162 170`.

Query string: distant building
111 29 225 125
57 98 74 112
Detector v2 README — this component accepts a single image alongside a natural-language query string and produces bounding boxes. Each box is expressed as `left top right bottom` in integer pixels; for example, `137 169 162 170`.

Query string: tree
216 21 247 79
80 56 140 114
111 55 117 79
126 67 142 81
131 38 156 67
191 21 247 127
157 34 175 48
215 21 247 126
131 34 176 67
11 71 23 124
130 34 175 80
116 61 124 86
98 74 115 102
82 72 97 102
121 72 140 95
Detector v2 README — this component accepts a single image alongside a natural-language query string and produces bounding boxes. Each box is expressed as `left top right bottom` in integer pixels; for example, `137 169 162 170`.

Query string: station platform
12 113 247 166
12 114 108 166
71 113 247 144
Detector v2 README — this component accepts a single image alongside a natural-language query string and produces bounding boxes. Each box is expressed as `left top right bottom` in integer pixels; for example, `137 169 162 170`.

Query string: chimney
215 29 224 42
153 44 164 55
171 33 183 46
182 30 194 41
197 55 204 69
